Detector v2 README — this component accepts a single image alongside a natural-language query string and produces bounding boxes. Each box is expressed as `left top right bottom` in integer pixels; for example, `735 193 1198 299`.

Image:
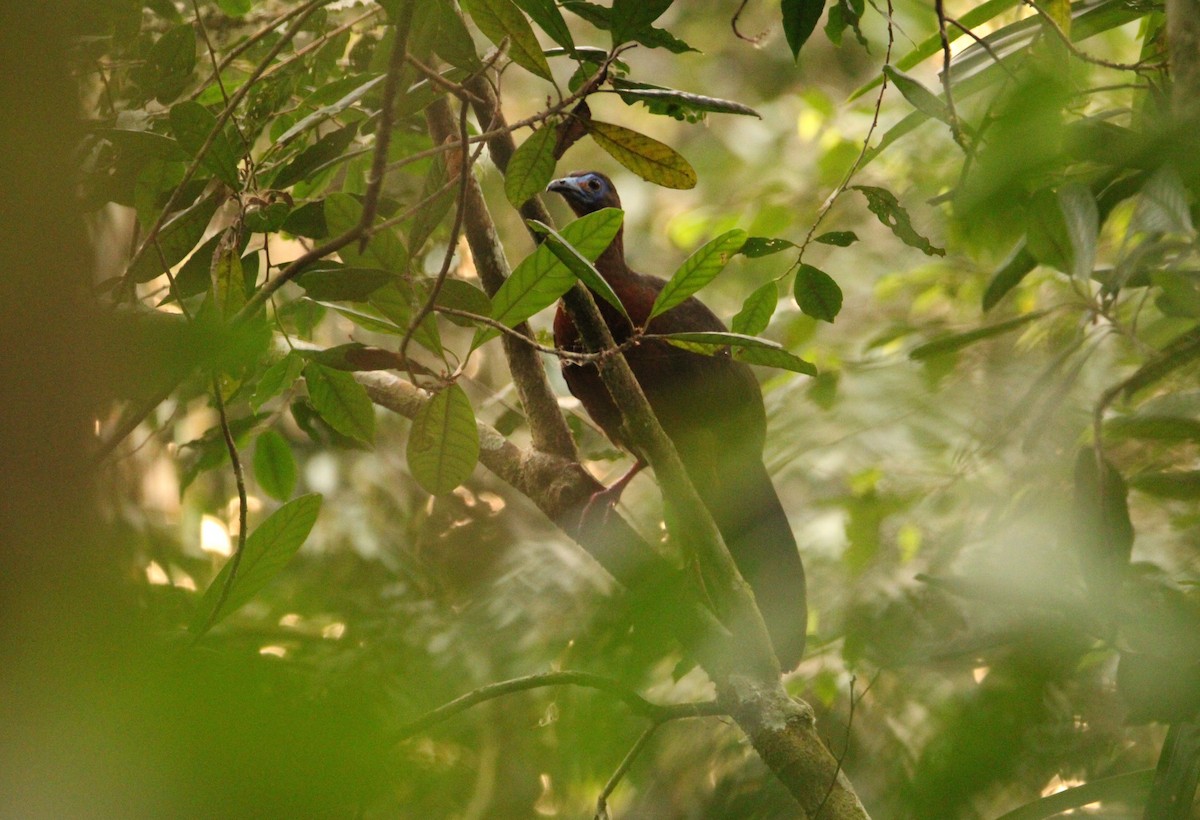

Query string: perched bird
547 171 808 668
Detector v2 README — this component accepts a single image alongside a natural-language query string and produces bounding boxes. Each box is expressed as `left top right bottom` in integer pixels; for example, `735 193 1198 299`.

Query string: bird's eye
585 179 600 191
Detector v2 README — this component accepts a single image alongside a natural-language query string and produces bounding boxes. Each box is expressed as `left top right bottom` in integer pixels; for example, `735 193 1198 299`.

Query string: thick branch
1169 0 1200 117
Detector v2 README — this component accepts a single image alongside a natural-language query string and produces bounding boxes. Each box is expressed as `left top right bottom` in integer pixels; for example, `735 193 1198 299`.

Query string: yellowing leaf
586 120 696 189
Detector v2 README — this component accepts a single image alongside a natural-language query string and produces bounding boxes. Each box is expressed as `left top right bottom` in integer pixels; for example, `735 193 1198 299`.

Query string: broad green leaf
1153 271 1200 318
407 383 480 495
909 312 1045 360
408 155 456 256
733 345 819 376
210 232 246 319
1073 447 1133 577
275 75 384 144
883 66 950 124
189 493 322 634
179 413 268 494
782 0 827 61
323 193 408 272
486 208 624 335
650 229 747 319
515 0 575 49
982 244 1036 311
295 266 392 301
505 126 558 208
561 0 695 52
253 429 297 501
611 0 673 46
528 220 629 318
169 101 242 189
216 0 252 16
612 83 761 121
304 362 376 444
431 0 485 69
129 193 221 283
656 331 818 376
1132 166 1195 235
1106 415 1200 442
134 160 186 229
794 264 842 323
460 0 554 81
731 282 779 335
1130 471 1200 499
144 24 196 102
587 120 697 189
1058 183 1100 279
272 122 359 189
369 283 443 354
252 352 306 410
815 231 858 247
740 237 797 258
852 185 945 256
437 280 493 326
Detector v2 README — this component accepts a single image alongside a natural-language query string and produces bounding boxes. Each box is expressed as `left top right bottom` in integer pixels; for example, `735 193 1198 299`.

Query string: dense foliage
50 0 1200 816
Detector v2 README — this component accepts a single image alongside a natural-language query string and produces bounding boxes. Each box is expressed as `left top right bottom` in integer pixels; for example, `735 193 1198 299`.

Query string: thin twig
730 0 769 45
1023 0 1167 72
199 378 250 636
390 671 723 743
407 54 485 103
794 0 895 265
595 725 659 820
934 0 968 150
946 17 1019 80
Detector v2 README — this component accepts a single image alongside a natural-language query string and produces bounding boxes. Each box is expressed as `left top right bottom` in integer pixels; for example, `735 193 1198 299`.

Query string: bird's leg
581 458 645 526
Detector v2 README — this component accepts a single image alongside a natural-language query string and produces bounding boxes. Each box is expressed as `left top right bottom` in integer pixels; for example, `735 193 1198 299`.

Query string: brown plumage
548 171 807 668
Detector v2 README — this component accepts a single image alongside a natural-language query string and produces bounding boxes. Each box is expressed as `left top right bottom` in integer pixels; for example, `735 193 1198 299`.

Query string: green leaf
883 66 950 124
254 430 297 501
272 122 360 189
407 384 480 495
324 193 408 272
514 0 575 49
190 493 322 634
852 185 945 256
216 0 252 16
740 237 797 258
210 233 246 319
982 244 1036 311
650 229 747 319
369 282 444 354
304 362 376 444
486 208 624 334
561 0 695 52
169 101 242 188
611 83 761 121
252 352 305 410
815 231 858 247
656 331 818 376
437 279 493 326
505 126 558 208
275 75 385 144
1106 415 1200 442
1132 166 1195 235
1130 471 1200 499
528 220 629 318
1153 271 1200 318
134 160 186 229
1058 183 1100 279
460 0 554 81
909 312 1045 360
794 264 842 323
782 0 827 61
295 266 392 301
731 282 779 335
430 0 485 69
129 194 221 283
144 24 196 103
992 770 1153 820
587 120 696 190
611 0 672 46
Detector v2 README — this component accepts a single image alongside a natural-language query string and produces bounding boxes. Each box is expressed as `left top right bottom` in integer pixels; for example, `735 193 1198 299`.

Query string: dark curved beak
546 177 583 196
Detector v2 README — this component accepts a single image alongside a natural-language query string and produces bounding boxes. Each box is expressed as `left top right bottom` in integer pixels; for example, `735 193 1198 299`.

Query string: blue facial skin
547 172 617 213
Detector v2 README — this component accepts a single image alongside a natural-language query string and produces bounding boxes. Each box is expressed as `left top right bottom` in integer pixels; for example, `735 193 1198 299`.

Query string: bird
547 170 808 668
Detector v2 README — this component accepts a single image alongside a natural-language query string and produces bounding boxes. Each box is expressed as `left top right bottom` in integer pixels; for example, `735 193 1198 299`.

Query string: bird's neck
595 227 630 280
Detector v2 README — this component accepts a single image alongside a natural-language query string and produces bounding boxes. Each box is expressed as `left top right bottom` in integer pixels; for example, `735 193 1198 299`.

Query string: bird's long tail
700 455 808 669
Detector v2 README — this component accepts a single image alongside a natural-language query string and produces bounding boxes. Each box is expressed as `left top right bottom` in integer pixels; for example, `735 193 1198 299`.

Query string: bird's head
547 171 620 216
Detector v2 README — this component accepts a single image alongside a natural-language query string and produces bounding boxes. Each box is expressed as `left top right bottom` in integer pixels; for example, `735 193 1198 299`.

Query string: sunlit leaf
528 219 629 318
586 120 696 189
505 126 558 208
254 429 297 501
650 229 747 319
731 282 778 335
460 0 554 81
794 264 842 323
485 208 624 338
190 493 322 634
883 66 950 124
304 362 376 444
407 383 480 494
